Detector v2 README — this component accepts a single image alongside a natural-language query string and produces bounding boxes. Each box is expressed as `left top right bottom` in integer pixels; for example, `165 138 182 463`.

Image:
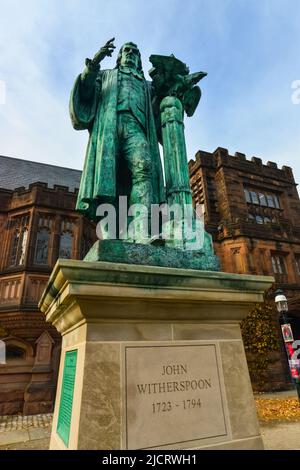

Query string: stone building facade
0 156 95 415
189 147 300 389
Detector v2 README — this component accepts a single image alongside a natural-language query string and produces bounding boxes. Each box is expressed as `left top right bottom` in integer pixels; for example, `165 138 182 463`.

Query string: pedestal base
84 239 220 271
39 260 273 450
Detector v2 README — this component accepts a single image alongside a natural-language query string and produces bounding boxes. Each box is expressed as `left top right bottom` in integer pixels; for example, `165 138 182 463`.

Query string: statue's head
116 42 143 72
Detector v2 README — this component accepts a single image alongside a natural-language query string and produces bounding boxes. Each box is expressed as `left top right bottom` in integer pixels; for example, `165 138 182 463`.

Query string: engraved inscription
161 364 187 375
125 344 229 449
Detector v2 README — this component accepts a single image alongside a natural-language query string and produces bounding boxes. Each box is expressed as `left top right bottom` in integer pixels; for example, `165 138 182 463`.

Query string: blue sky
0 0 300 184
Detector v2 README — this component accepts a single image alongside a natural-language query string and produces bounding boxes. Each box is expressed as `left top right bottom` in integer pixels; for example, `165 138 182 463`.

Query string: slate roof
0 155 82 192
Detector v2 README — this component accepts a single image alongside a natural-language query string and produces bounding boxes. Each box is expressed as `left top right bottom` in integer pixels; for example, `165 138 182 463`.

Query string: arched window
59 232 73 259
6 345 26 361
34 228 50 265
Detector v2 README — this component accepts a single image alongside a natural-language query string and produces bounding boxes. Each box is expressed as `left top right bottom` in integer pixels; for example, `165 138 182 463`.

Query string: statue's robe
70 67 165 220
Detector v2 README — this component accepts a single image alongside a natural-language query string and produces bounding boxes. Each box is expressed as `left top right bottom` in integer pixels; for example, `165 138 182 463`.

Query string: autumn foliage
241 302 281 387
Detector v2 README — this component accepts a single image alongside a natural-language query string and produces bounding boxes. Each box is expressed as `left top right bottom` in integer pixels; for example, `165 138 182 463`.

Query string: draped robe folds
70 68 165 221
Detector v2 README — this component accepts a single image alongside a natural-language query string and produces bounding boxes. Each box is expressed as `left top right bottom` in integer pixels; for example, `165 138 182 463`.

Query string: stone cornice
39 260 273 334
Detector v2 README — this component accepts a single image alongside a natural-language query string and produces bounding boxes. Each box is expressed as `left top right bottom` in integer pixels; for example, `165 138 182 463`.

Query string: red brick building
189 147 300 388
0 156 95 415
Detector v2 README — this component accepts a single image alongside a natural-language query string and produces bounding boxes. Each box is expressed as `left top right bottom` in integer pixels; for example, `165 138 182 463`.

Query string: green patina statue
70 38 164 221
70 38 220 270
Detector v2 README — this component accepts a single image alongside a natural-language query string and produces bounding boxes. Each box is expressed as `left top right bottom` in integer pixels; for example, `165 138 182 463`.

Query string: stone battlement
189 147 295 184
9 181 79 195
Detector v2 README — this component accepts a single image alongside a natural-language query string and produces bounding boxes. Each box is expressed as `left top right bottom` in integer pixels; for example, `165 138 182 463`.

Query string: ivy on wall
241 302 281 387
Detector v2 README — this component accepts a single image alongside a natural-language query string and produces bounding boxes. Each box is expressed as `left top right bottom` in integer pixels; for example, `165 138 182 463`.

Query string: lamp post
275 289 300 402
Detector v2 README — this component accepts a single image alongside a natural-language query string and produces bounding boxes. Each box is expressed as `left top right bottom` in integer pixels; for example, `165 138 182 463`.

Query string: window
271 255 286 274
259 193 267 206
59 232 73 259
273 195 280 209
248 213 273 224
266 194 275 208
250 191 259 204
8 215 29 267
19 229 28 265
34 228 50 265
244 189 251 203
6 345 26 361
9 231 20 266
244 188 281 210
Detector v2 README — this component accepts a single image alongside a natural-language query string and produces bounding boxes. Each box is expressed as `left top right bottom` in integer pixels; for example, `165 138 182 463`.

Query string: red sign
281 323 294 343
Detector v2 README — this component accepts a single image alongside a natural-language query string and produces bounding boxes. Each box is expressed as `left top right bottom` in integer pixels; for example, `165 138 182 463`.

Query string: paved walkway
0 414 52 450
256 389 300 450
261 422 300 450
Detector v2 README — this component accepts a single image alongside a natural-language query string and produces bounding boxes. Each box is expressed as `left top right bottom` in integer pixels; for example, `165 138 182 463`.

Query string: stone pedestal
39 260 273 450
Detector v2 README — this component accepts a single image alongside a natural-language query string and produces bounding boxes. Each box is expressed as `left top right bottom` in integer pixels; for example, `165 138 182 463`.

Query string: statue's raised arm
89 37 116 67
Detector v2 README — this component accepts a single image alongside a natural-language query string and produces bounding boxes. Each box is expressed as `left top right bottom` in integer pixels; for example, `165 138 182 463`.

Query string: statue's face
119 43 140 70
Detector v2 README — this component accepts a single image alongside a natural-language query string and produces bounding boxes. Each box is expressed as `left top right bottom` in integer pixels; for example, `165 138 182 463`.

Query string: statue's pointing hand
92 38 116 65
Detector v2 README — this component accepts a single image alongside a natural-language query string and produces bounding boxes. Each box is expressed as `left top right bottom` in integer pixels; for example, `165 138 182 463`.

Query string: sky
0 0 300 185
